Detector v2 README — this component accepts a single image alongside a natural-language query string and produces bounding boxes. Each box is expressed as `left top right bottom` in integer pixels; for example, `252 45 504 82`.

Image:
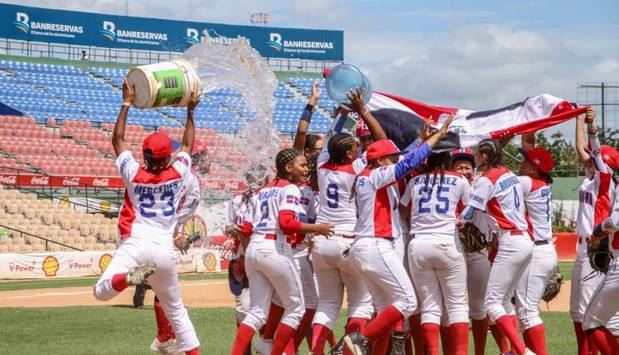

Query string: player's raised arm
348 88 388 141
180 92 200 155
112 79 134 156
293 81 320 151
575 110 591 164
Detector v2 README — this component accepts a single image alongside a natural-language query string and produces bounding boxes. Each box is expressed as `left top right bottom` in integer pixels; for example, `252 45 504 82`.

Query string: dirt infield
0 279 572 312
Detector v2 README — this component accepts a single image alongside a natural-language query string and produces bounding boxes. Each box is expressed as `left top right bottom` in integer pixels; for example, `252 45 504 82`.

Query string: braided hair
424 152 452 190
477 139 503 169
328 133 356 165
307 153 319 191
275 148 303 181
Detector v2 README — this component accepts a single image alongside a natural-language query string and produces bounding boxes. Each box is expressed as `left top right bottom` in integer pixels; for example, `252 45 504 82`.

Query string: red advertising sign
0 173 124 188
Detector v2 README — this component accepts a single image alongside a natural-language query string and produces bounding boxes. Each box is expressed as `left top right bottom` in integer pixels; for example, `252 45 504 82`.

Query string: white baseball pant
93 235 200 351
570 244 605 323
583 252 619 335
485 232 533 322
311 235 374 330
350 236 417 316
465 250 491 320
242 239 305 331
293 246 319 309
235 288 251 323
408 234 469 325
514 241 557 329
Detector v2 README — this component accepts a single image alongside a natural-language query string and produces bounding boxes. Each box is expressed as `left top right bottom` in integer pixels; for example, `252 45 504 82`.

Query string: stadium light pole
125 0 129 16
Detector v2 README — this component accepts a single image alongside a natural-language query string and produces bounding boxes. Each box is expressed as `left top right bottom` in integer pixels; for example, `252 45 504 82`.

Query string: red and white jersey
316 152 365 236
353 166 403 238
402 171 469 237
227 192 252 226
576 135 614 241
177 171 200 225
467 166 527 232
116 151 191 240
604 185 619 251
518 176 552 242
299 184 318 223
246 179 301 241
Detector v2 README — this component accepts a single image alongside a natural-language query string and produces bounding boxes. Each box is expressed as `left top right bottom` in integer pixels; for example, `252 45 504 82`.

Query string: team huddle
92 79 619 355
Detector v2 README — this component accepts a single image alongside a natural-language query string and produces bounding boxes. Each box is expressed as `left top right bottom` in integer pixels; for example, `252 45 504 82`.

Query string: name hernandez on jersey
116 150 192 240
467 166 527 232
402 172 470 237
518 176 552 242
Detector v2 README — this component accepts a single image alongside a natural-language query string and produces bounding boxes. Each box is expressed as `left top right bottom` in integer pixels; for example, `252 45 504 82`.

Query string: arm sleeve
352 153 367 174
460 178 471 205
115 150 139 184
518 176 532 198
278 210 303 234
467 176 494 212
400 179 414 208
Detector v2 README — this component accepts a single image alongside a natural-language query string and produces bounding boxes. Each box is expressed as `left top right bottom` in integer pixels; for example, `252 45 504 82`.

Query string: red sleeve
239 221 253 238
278 210 303 235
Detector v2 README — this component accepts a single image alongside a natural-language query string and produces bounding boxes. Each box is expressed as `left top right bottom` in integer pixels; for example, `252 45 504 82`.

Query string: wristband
300 105 314 123
121 101 131 107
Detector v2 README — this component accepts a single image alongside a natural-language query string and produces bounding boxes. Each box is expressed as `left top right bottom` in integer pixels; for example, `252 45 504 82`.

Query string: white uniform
570 133 615 324
514 176 558 330
402 172 470 326
177 171 200 225
466 166 533 322
94 151 200 352
292 184 319 310
241 179 305 331
311 144 373 330
226 193 252 323
465 210 493 321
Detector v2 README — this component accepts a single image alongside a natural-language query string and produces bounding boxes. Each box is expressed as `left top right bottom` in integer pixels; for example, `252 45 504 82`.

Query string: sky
12 0 619 137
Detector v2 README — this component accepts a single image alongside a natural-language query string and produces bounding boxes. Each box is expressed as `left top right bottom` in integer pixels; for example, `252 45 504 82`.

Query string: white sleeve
467 176 494 211
518 176 532 198
400 179 415 207
459 178 471 205
368 166 398 190
352 152 367 174
172 152 192 178
226 197 237 226
280 184 302 213
115 150 139 184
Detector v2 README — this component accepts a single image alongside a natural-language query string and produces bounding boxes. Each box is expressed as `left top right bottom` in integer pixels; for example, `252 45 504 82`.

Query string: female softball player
230 148 333 355
342 116 453 355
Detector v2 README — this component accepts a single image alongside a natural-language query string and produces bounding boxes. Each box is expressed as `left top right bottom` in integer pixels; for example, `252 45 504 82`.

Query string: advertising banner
0 173 124 188
0 3 344 61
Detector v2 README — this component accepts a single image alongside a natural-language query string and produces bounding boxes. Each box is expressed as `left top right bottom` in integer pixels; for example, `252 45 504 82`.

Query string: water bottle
325 64 372 106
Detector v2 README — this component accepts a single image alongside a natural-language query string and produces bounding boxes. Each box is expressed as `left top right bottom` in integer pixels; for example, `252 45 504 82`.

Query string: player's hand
314 223 335 237
347 88 367 115
585 108 596 125
224 224 241 238
187 91 201 112
437 115 454 138
419 116 435 142
122 78 135 104
309 81 321 106
174 236 191 255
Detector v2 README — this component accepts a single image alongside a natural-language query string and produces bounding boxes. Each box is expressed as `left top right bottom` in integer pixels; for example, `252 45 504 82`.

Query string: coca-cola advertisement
0 175 17 185
0 173 124 188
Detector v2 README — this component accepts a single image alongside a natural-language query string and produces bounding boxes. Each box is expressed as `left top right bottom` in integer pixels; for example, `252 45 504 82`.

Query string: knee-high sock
440 326 454 355
574 322 590 355
451 322 469 355
262 303 285 340
409 314 425 355
231 324 255 355
371 330 391 355
154 296 175 342
490 323 510 352
310 323 331 355
471 317 489 355
346 317 369 334
271 323 296 355
404 333 413 355
361 305 403 339
293 309 315 349
524 324 547 355
421 323 440 355
495 315 525 355
587 328 612 355
185 348 200 355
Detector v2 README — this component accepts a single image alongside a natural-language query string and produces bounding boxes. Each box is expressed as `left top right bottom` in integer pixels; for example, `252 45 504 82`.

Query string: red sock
371 330 390 355
588 328 612 355
231 324 255 355
328 330 337 347
451 322 469 355
490 323 510 352
440 326 454 354
495 316 525 354
510 314 519 351
346 317 369 334
310 324 331 355
262 303 285 340
574 322 590 355
294 309 315 349
394 319 405 332
471 318 489 355
421 323 440 355
409 314 425 355
154 297 175 342
271 323 296 355
361 305 403 339
524 324 547 355
111 273 128 292
404 333 413 355
185 348 199 355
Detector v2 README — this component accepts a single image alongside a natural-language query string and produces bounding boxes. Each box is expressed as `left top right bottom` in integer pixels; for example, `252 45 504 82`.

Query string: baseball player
513 144 558 355
571 109 616 355
401 151 470 355
585 169 619 354
309 89 382 355
230 148 333 355
457 138 534 355
93 80 201 355
342 117 453 355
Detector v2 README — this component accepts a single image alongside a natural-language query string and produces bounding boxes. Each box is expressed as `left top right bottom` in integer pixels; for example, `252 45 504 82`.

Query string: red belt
510 231 524 236
264 234 276 240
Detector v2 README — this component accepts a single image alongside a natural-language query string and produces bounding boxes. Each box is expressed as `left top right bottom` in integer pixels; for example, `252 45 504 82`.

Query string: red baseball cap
520 147 554 174
142 131 173 159
192 139 208 155
356 120 371 137
366 139 404 161
322 67 331 78
601 145 619 171
451 148 474 164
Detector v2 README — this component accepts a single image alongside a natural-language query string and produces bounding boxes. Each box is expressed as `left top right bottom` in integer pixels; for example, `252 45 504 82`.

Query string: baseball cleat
329 337 345 355
254 338 273 355
524 349 537 355
343 332 370 355
389 331 407 355
149 338 182 355
126 263 156 286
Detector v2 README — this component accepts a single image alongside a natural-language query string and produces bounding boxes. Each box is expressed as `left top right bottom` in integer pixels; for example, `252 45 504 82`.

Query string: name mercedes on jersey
134 182 181 196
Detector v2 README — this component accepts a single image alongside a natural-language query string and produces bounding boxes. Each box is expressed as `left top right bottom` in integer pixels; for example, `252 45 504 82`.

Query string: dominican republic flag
365 92 588 152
